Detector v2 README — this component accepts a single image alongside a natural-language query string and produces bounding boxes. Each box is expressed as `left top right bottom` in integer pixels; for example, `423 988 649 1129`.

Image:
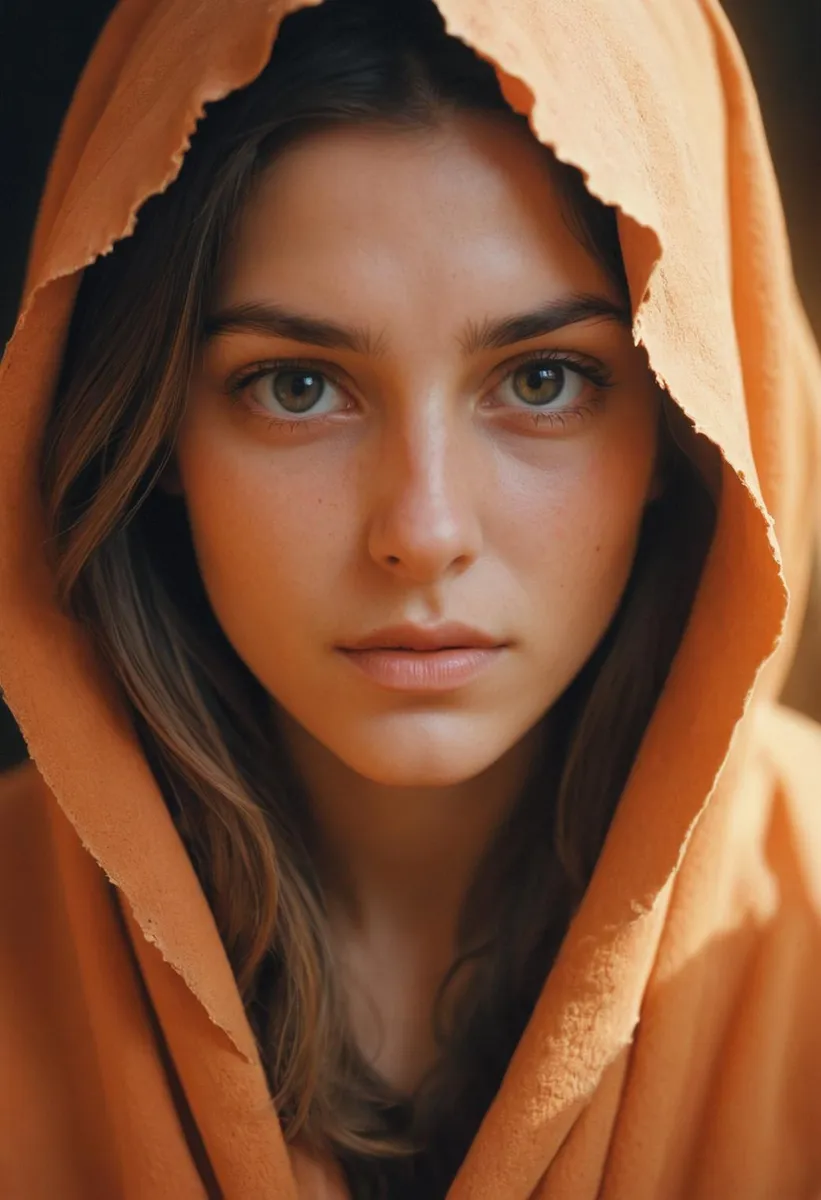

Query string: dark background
1 0 819 769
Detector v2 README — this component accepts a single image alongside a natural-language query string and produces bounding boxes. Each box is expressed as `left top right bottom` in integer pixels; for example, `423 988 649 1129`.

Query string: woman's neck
273 704 545 943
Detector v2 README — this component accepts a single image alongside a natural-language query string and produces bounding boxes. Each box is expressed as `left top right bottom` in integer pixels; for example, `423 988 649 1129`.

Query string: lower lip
338 647 505 691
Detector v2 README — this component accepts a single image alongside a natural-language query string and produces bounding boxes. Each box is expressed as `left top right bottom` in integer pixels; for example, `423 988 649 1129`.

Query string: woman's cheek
191 487 340 634
173 445 337 672
524 434 653 649
579 438 652 580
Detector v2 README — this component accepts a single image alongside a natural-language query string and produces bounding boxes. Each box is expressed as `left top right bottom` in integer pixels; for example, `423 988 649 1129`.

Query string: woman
1 0 820 1196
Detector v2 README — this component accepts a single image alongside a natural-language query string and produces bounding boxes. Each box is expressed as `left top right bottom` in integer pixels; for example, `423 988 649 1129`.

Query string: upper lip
340 621 506 651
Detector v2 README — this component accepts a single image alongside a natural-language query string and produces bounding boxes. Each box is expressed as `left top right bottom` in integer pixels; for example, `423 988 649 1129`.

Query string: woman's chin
317 715 532 789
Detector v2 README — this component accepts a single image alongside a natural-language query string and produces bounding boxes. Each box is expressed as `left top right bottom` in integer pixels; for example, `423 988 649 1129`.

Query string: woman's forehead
214 115 618 322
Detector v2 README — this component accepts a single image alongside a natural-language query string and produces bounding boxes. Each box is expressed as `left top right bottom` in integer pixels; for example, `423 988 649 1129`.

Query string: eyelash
226 350 615 435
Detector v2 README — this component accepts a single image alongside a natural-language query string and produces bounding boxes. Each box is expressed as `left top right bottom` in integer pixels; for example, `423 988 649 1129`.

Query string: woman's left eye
491 356 610 425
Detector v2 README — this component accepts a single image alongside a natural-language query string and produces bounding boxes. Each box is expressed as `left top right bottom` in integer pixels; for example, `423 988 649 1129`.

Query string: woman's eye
247 367 341 417
501 361 585 411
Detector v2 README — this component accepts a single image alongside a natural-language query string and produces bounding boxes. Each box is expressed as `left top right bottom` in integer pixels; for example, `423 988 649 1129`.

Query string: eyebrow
202 291 631 357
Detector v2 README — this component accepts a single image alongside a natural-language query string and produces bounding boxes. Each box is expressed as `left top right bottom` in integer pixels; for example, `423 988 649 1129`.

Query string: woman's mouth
337 646 505 691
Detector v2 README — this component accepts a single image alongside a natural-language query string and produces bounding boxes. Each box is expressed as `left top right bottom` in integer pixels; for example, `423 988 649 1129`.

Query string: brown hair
39 0 716 1194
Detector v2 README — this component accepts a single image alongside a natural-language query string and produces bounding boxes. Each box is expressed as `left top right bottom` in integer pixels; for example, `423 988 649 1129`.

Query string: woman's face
171 112 661 787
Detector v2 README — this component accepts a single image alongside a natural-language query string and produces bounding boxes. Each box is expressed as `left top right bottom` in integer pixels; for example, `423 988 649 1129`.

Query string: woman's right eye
270 368 323 409
253 367 329 412
233 363 350 425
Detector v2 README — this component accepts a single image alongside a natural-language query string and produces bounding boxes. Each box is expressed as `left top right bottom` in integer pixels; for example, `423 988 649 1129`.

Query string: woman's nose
365 411 485 583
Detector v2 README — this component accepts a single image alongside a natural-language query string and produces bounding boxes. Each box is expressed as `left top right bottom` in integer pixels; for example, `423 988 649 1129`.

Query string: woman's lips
338 646 505 691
